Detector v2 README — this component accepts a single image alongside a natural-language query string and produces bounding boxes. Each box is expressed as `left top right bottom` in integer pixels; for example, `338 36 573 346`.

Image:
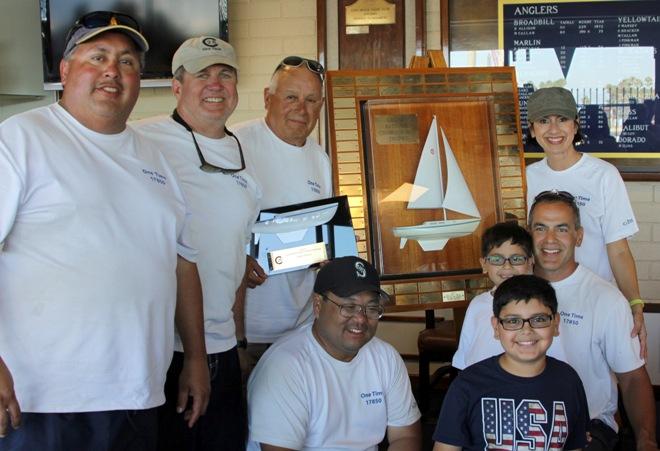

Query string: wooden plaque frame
338 0 405 69
363 97 501 277
326 66 525 309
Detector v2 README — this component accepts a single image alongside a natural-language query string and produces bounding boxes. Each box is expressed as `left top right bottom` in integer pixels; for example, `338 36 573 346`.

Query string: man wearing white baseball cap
134 36 261 451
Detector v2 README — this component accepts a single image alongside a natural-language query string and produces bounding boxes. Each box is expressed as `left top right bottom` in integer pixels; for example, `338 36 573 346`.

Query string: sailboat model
392 116 480 251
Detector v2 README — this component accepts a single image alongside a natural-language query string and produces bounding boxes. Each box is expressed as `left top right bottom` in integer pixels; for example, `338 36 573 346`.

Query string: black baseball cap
314 256 389 301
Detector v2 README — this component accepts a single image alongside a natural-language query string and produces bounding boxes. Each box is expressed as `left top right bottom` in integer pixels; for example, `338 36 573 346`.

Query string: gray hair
173 66 186 82
268 64 323 94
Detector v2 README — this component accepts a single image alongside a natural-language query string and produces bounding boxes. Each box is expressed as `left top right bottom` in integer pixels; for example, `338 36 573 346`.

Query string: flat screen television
40 0 228 89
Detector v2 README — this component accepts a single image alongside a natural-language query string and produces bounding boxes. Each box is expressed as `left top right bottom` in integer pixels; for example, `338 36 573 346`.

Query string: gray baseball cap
527 87 577 123
63 11 148 58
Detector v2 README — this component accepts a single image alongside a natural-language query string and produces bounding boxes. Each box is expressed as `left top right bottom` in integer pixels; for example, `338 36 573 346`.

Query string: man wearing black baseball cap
247 256 421 450
0 11 208 450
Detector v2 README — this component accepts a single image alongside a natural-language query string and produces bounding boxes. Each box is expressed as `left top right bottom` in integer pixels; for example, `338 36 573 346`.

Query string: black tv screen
40 0 228 87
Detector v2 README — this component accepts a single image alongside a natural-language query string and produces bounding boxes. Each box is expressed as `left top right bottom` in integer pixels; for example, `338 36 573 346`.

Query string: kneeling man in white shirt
247 256 421 451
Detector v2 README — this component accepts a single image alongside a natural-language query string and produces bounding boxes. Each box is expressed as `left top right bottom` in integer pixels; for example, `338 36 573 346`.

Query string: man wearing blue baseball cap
247 256 421 451
0 11 208 450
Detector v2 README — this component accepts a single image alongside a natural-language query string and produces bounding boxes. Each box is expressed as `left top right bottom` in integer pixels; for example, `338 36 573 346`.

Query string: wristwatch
237 337 248 349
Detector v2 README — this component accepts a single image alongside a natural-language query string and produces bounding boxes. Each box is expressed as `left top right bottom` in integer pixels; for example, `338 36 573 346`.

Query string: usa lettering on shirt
482 397 568 450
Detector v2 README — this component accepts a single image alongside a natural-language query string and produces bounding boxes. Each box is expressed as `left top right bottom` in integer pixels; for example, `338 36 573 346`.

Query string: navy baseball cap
314 256 389 301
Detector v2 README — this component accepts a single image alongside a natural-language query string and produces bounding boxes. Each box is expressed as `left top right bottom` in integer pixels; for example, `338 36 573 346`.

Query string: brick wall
0 94 55 120
228 0 318 124
132 0 319 124
628 181 660 303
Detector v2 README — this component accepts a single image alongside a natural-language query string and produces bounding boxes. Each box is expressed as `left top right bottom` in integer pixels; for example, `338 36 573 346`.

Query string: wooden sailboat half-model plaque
392 116 481 251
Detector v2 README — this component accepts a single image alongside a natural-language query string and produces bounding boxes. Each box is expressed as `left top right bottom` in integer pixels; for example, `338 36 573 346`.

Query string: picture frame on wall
441 0 660 179
326 66 526 291
362 97 502 277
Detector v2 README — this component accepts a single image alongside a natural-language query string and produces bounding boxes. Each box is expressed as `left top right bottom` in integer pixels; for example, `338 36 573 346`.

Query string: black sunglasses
171 109 246 174
275 56 325 79
64 11 143 58
74 11 140 31
533 189 575 202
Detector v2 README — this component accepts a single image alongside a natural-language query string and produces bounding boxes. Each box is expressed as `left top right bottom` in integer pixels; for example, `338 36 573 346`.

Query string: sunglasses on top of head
275 56 325 80
65 11 141 44
533 189 575 203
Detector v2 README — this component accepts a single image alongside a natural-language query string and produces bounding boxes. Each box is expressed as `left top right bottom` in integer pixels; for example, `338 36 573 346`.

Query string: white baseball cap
171 36 238 75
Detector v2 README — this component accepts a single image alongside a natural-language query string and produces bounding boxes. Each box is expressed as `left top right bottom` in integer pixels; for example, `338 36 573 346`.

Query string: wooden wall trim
415 0 426 56
381 315 427 323
440 0 449 64
646 303 660 313
316 0 327 68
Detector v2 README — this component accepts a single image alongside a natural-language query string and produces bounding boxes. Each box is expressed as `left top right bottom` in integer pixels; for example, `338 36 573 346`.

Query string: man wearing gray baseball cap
134 36 260 451
0 11 209 450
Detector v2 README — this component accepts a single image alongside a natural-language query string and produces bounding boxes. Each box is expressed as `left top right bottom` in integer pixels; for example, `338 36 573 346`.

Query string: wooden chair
416 311 462 414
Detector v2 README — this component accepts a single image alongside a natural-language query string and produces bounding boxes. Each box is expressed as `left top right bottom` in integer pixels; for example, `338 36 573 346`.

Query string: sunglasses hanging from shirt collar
171 109 246 174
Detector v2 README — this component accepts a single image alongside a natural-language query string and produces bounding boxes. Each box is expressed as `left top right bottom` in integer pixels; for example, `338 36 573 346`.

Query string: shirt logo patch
142 168 167 186
574 194 590 207
307 179 321 194
232 174 248 189
360 390 383 406
355 261 367 278
559 310 583 326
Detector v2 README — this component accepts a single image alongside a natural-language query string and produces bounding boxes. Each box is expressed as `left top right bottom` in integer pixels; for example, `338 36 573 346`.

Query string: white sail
407 116 443 209
391 116 481 251
439 127 480 218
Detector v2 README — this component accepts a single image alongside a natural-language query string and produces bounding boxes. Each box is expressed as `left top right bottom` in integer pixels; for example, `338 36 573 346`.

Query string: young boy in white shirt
453 222 565 369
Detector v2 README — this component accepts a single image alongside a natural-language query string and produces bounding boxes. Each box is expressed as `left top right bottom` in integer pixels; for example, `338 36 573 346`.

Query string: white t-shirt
526 154 638 282
452 290 567 370
247 324 420 450
0 104 195 412
233 118 332 343
134 116 262 353
551 264 644 431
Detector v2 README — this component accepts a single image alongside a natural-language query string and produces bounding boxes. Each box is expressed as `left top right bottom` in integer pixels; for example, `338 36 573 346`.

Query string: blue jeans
0 408 157 451
157 348 246 451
